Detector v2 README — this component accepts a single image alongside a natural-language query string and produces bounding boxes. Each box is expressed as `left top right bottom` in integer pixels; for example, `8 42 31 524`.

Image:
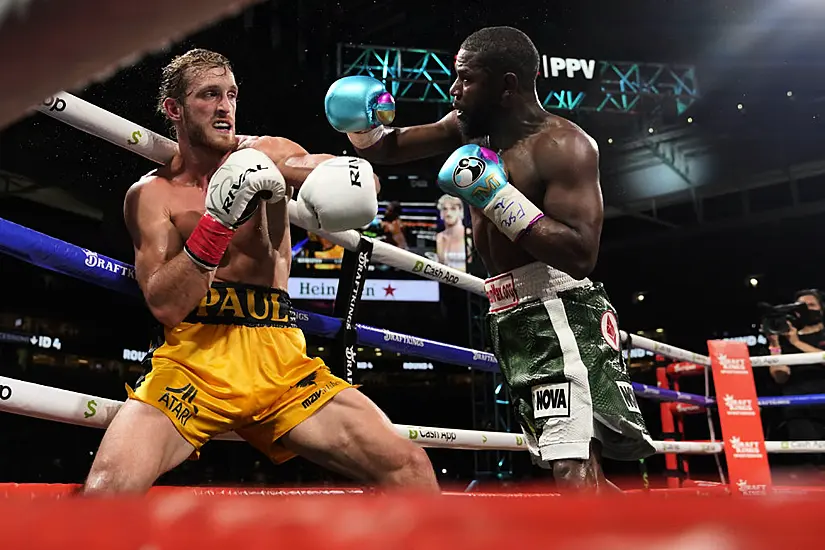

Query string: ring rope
33 91 825 370
36 92 485 297
0 216 500 371
7 88 825 482
1 374 823 455
0 215 754 406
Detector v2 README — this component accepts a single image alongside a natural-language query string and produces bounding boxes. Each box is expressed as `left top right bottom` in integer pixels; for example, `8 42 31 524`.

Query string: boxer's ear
163 97 182 122
502 73 519 105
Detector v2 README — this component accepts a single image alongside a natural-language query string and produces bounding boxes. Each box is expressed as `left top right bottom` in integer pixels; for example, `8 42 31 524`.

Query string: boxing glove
294 157 378 233
437 144 544 242
185 148 286 270
325 76 396 148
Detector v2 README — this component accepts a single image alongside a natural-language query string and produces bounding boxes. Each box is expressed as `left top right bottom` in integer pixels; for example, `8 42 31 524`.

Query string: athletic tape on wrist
184 214 234 271
347 126 389 150
482 185 545 242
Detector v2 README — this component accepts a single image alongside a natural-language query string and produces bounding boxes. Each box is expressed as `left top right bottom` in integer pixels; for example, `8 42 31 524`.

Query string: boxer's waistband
182 282 297 328
484 262 591 314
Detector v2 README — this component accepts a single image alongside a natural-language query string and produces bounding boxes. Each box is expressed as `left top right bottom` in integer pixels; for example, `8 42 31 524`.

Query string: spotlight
634 292 646 303
687 117 694 124
318 346 325 352
787 91 793 98
607 138 614 144
737 103 744 110
648 127 654 134
655 328 664 334
748 277 759 288
441 468 448 474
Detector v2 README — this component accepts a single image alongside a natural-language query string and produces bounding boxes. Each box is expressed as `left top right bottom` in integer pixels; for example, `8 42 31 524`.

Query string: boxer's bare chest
470 136 547 275
166 184 289 287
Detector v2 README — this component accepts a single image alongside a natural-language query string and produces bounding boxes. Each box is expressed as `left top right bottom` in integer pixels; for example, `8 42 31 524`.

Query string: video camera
758 302 814 335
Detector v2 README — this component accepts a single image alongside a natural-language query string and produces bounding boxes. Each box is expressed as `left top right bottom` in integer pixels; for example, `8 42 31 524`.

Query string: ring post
329 237 374 385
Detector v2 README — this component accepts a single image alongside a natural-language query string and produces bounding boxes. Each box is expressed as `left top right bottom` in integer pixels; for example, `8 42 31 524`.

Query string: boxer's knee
380 442 438 491
82 459 151 495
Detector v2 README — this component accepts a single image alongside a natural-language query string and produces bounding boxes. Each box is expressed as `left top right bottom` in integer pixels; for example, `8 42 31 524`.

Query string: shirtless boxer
326 27 654 492
82 49 437 494
435 195 468 272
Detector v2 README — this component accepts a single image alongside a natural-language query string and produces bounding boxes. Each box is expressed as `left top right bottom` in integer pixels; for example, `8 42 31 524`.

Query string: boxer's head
452 27 540 139
437 195 464 227
383 201 403 222
158 49 238 154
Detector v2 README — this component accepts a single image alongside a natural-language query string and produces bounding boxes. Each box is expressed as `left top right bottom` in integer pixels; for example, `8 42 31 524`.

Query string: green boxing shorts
485 262 655 466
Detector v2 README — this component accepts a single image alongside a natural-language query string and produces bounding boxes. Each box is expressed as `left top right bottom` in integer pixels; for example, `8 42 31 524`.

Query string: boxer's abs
472 211 536 275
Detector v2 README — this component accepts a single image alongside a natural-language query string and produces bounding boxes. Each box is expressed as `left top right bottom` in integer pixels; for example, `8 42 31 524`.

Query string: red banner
707 340 772 496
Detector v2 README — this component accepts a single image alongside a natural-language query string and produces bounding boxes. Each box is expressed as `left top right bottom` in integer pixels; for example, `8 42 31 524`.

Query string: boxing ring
2 91 825 486
4 92 825 545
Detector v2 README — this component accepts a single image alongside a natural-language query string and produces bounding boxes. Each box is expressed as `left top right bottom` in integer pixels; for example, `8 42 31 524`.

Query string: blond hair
156 48 233 118
437 194 464 212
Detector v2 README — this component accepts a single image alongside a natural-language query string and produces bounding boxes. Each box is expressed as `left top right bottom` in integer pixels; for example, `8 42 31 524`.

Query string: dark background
2 0 825 489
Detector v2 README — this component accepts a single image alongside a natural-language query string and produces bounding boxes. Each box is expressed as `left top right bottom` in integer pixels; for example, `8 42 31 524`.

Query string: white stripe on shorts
532 298 594 462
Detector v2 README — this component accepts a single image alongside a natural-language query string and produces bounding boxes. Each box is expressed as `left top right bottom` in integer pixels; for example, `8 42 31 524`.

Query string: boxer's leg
281 387 438 491
237 324 438 491
83 398 195 494
84 326 240 495
551 439 620 494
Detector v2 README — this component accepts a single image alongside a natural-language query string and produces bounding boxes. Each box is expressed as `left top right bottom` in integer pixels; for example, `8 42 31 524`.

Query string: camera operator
766 289 825 468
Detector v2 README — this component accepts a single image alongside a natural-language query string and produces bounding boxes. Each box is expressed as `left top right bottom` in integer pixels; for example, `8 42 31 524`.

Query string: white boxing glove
185 148 286 270
294 157 378 232
205 148 286 228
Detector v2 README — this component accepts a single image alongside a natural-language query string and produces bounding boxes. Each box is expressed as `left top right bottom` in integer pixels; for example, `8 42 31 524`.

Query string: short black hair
460 26 540 92
795 288 823 307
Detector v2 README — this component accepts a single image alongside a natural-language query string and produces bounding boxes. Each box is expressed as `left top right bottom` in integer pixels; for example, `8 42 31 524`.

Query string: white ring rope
33 90 772 366
623 333 711 365
1 375 822 455
750 352 825 368
25 89 825 473
35 91 485 297
34 92 825 368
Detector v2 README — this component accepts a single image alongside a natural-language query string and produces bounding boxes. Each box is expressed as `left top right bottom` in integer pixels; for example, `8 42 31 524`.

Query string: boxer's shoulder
530 119 598 178
124 169 174 210
236 135 309 163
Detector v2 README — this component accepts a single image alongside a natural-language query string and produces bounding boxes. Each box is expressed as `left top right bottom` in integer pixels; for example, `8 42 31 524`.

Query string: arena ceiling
1 0 824 250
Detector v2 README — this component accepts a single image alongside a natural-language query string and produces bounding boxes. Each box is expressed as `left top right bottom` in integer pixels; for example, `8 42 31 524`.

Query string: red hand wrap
184 214 234 270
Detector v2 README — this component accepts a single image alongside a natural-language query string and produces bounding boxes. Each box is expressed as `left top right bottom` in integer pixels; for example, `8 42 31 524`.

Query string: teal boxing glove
325 76 396 148
437 144 544 242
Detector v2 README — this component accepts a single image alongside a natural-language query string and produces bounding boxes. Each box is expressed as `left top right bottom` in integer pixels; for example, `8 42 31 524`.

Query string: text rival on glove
348 158 361 187
222 164 271 214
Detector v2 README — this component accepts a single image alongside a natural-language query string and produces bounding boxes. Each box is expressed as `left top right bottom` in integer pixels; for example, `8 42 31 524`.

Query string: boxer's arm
353 111 463 165
242 136 379 191
517 129 603 280
124 179 214 327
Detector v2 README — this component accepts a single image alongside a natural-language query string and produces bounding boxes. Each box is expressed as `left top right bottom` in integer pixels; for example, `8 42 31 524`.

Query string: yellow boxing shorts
126 281 352 463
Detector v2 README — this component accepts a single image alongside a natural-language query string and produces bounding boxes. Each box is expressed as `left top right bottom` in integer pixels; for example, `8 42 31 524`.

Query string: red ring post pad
707 339 773 496
2 491 825 548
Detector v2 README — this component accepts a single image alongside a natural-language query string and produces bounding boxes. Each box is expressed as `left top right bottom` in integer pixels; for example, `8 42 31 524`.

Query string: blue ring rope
2 216 821 409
